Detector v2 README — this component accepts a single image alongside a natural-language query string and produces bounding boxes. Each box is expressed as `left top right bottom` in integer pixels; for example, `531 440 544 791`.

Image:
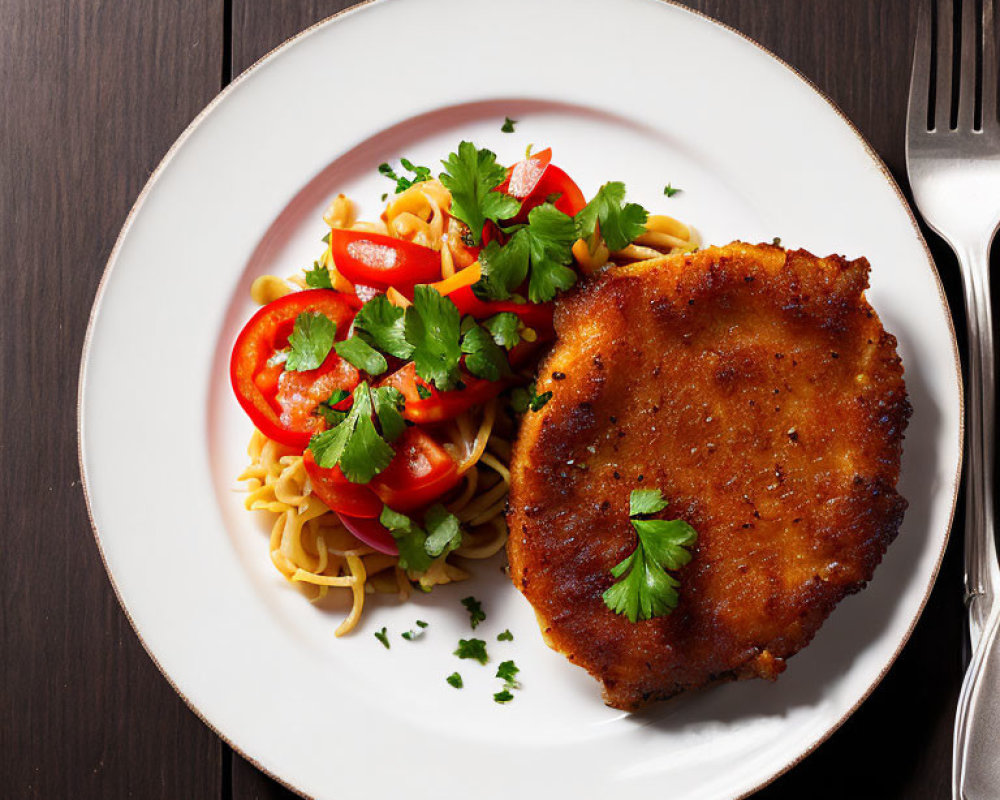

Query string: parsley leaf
379 158 433 194
405 285 462 390
473 203 577 303
630 488 669 517
285 312 336 372
474 231 530 301
575 182 649 252
354 294 414 359
304 261 333 289
446 672 464 689
338 413 394 483
497 629 514 642
531 390 553 411
632 519 698 570
334 336 388 375
371 386 405 442
313 406 345 426
602 490 698 622
416 384 433 399
454 638 488 664
424 504 463 557
461 323 511 382
308 417 352 466
525 203 578 302
379 506 433 573
482 312 521 349
439 142 520 245
496 660 520 688
460 596 486 629
401 621 426 641
501 116 517 133
493 689 514 703
663 183 681 198
379 504 464 572
308 382 395 483
327 388 350 406
313 389 350 426
374 628 390 649
509 382 552 414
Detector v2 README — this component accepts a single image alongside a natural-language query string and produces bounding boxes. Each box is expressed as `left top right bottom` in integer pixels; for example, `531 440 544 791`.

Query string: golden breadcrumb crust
506 242 910 710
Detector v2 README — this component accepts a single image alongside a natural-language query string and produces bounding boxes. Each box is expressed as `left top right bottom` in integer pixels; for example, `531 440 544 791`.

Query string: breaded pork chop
506 242 910 710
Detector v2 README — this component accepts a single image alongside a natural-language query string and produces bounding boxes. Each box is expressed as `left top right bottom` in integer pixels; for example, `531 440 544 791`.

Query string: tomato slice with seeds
303 450 383 519
273 351 359 440
497 150 587 223
330 230 441 289
499 147 552 199
230 289 359 447
369 427 461 512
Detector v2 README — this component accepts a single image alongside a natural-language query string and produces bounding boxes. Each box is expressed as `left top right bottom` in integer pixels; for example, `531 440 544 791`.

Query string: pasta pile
238 176 699 635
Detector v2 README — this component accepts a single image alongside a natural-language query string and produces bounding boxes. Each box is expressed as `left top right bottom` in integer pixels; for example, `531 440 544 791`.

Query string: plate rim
76 1 964 798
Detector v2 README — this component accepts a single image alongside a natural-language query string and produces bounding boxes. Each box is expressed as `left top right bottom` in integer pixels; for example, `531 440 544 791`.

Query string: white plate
78 0 962 797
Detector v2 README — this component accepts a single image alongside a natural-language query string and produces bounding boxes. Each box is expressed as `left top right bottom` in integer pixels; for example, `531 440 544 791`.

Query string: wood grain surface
0 1 225 798
1 1 974 798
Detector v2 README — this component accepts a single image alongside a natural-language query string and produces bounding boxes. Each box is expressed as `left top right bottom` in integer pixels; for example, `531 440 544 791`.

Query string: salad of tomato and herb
231 140 655 561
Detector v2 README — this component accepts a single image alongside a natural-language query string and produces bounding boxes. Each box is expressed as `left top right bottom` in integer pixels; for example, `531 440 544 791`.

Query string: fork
906 0 1000 796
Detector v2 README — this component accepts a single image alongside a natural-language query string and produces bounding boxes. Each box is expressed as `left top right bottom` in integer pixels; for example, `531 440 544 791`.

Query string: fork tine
909 0 934 134
938 0 956 130
984 0 998 127
958 0 979 128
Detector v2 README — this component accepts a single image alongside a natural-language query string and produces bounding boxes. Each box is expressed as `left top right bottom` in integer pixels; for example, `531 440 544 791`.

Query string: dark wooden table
2 1 977 797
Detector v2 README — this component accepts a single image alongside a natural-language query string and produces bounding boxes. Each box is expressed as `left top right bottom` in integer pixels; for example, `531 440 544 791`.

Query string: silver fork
906 0 1000 796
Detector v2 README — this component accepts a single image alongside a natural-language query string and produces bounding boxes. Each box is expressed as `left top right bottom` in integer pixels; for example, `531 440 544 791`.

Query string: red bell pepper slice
330 230 441 289
446 286 555 339
379 363 507 424
230 289 359 447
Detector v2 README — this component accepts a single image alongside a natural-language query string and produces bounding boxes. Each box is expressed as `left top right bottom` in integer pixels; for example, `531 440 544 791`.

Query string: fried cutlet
506 242 910 710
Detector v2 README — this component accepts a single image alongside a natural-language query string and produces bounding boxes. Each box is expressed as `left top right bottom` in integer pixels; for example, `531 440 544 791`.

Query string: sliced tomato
273 350 360 440
446 286 555 338
353 283 382 304
336 513 398 555
532 164 587 217
303 450 383 518
369 427 461 512
330 230 441 289
230 289 359 447
380 363 507 424
497 148 552 200
497 149 586 223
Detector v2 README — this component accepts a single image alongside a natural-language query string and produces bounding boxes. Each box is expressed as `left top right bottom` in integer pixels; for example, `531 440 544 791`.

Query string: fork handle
954 603 1000 799
955 243 998 645
952 242 999 800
